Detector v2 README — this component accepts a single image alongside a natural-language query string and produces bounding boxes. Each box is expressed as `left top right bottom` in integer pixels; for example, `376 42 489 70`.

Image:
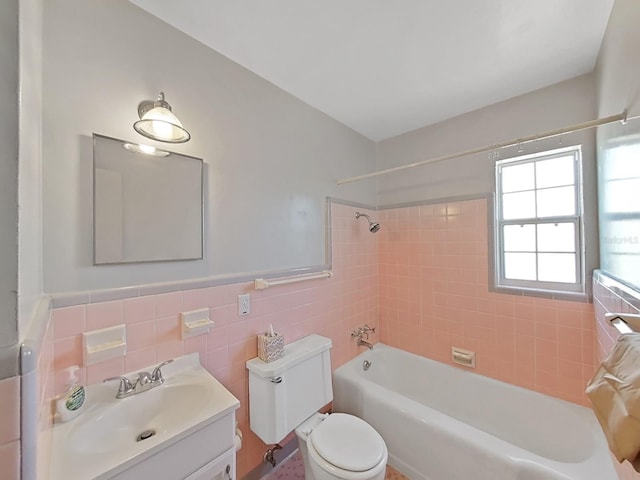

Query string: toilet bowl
246 334 388 480
295 413 387 480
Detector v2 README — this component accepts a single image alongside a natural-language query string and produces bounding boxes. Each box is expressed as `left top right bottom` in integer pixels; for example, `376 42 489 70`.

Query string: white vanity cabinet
110 411 237 480
185 447 235 480
50 354 240 480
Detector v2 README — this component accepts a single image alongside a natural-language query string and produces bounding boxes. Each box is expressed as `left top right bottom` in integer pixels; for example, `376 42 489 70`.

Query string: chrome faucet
104 359 174 399
103 375 136 399
134 371 154 394
351 324 376 349
151 360 173 383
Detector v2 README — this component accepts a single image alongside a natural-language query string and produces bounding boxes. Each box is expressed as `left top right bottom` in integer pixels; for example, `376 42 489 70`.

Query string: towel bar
605 313 640 334
254 270 332 290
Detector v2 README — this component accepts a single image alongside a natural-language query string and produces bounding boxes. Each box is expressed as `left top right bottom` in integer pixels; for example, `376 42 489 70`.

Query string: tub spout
357 338 373 350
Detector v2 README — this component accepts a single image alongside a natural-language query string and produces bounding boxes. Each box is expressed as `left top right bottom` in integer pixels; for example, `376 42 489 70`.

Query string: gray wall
596 0 640 120
375 74 597 206
0 0 19 353
38 0 630 303
375 74 599 291
43 0 376 294
595 0 640 289
19 0 44 338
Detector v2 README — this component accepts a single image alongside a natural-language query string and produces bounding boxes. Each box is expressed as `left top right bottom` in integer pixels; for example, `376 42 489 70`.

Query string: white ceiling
129 0 614 141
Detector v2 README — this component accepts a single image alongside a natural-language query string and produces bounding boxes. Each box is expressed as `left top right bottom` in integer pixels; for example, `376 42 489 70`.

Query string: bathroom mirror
93 133 203 264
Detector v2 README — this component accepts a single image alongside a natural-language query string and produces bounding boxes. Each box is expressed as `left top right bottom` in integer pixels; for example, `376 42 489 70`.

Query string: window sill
489 284 590 303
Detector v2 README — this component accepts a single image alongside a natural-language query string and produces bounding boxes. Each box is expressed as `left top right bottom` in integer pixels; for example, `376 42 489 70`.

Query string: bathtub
333 344 617 480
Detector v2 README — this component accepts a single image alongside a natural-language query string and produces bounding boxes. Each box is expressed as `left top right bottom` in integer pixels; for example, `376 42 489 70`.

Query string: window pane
502 191 536 220
607 145 640 180
503 224 536 252
537 186 575 217
536 156 574 188
537 223 575 252
502 163 534 193
604 178 640 214
504 252 536 280
602 218 640 254
538 253 576 283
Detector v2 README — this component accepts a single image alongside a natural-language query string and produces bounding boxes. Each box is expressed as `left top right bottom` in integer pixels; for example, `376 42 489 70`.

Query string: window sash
497 217 582 291
495 146 584 294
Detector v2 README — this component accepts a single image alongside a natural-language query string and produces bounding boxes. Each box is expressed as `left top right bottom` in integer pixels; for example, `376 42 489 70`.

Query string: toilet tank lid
246 334 332 377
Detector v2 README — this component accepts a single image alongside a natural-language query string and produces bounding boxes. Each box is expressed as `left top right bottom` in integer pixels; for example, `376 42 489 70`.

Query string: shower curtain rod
336 110 630 186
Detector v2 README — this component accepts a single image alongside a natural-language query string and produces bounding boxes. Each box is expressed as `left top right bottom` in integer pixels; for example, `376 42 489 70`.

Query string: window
495 146 584 294
599 142 640 288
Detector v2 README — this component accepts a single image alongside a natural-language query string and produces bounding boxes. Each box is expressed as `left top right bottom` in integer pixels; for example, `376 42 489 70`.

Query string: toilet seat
308 413 387 478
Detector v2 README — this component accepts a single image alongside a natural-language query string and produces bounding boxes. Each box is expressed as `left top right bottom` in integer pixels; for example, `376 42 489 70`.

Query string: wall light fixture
133 91 191 143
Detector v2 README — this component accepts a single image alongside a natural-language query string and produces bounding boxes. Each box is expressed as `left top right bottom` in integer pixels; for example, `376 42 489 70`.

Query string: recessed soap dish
181 308 214 339
83 324 127 366
451 347 476 368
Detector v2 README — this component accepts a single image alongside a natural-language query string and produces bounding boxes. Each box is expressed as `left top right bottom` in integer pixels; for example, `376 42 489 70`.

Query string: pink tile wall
50 202 379 478
0 376 21 480
50 198 609 478
37 312 55 479
377 198 595 406
593 275 640 480
5 307 56 480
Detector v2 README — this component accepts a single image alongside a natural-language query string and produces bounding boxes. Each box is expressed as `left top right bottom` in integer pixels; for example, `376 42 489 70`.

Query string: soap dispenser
55 365 86 423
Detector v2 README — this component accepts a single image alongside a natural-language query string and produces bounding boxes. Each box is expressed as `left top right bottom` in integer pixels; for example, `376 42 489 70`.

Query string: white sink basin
51 354 240 480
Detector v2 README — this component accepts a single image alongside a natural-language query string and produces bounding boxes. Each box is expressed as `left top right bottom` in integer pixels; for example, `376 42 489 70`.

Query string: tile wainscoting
49 202 379 478
0 376 21 480
45 199 630 478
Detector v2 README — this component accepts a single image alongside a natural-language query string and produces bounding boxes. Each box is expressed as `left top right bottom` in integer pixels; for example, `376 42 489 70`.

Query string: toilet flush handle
270 377 283 384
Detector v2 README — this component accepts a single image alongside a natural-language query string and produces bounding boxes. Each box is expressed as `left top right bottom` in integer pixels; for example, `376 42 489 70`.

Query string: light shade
133 92 191 143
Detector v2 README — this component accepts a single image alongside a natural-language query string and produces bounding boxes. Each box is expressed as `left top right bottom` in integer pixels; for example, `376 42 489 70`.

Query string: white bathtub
333 344 617 480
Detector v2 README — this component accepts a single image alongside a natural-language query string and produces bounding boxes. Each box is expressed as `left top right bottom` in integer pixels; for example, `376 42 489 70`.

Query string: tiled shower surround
46 198 631 478
377 198 595 406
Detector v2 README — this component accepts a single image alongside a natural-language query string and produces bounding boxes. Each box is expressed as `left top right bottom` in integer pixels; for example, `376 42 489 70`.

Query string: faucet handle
363 324 376 334
103 375 135 398
151 359 174 383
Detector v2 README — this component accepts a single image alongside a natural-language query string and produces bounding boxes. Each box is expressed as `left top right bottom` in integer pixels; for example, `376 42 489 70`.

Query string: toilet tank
246 334 333 444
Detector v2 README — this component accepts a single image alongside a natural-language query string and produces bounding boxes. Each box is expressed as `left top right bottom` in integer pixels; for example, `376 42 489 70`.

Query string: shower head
355 212 381 233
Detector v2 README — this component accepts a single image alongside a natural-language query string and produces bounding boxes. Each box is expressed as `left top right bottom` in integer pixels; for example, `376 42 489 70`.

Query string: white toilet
246 334 388 480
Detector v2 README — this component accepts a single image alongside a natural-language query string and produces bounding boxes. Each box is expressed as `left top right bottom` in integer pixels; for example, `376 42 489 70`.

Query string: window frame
494 145 585 295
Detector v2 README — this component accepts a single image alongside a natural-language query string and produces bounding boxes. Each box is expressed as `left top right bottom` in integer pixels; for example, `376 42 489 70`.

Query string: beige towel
586 333 640 470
